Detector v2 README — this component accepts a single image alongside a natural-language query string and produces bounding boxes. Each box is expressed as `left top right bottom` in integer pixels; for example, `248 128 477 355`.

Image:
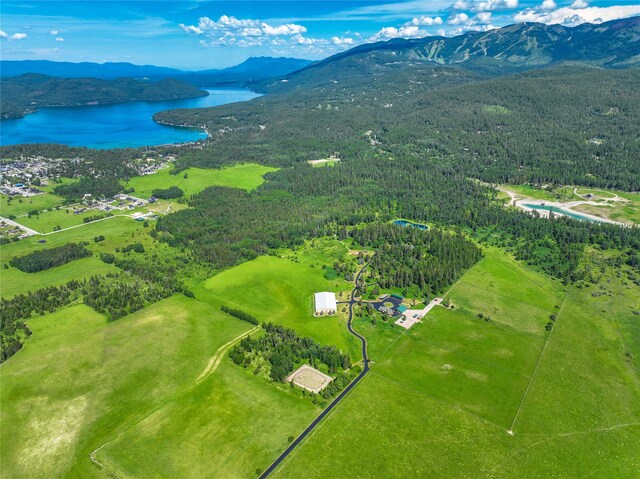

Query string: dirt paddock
286 364 333 393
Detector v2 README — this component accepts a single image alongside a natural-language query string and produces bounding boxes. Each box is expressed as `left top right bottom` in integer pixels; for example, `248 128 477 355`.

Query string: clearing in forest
123 163 278 197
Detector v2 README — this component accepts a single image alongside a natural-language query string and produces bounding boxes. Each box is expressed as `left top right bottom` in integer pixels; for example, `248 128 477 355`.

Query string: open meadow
1 192 65 217
192 254 359 359
272 248 640 478
122 163 277 197
0 295 261 478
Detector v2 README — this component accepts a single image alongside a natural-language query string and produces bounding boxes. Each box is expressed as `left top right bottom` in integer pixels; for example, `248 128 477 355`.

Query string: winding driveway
258 260 371 479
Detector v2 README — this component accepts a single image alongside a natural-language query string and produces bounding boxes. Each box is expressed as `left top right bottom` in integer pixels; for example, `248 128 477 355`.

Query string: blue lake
0 88 261 149
393 219 430 230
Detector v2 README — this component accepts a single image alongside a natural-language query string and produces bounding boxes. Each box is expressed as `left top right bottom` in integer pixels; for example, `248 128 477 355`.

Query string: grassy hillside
0 296 254 478
272 248 640 478
192 255 359 359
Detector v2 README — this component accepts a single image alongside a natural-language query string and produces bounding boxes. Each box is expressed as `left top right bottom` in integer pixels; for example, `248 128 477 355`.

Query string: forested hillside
296 16 640 73
156 65 640 190
0 74 207 119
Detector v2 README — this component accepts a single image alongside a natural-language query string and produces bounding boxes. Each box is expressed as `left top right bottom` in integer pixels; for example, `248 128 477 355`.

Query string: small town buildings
314 292 337 315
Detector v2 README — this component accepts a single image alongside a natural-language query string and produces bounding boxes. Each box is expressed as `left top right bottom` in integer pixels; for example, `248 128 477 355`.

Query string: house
314 292 337 315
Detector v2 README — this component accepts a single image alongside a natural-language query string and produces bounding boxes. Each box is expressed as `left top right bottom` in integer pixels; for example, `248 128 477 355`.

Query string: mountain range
284 16 640 83
0 57 314 86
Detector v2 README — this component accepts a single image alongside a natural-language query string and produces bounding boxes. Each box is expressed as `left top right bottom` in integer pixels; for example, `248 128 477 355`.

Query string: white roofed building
314 292 337 316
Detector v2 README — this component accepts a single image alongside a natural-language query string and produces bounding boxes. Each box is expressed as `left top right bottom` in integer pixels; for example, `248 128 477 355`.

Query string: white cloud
0 30 28 41
292 34 319 45
514 5 640 25
180 15 311 46
541 0 557 10
179 24 203 35
55 37 64 42
476 11 493 23
446 11 496 33
449 12 470 24
331 36 355 45
367 25 429 42
49 30 59 35
407 16 444 26
570 0 588 8
452 0 470 9
451 0 518 12
261 23 306 36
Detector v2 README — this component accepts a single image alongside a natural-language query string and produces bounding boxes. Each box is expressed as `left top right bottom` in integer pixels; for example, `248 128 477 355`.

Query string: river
0 88 261 149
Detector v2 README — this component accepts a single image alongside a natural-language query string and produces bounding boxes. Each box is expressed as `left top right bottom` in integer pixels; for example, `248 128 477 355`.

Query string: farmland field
0 256 118 298
1 192 65 217
271 248 640 478
0 296 260 478
15 206 116 233
192 255 359 359
122 163 278 197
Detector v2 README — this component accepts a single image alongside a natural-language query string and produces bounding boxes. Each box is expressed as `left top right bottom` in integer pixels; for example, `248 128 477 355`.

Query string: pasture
15 207 114 233
0 296 258 478
1 192 65 217
192 255 359 359
0 215 205 298
272 248 640 478
122 163 277 197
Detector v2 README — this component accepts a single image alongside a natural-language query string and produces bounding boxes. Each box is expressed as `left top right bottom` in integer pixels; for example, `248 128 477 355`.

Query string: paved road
0 215 40 236
258 260 371 479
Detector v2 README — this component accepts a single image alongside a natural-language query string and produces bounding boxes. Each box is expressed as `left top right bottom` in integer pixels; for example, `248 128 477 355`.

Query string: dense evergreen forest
156 152 639 284
156 66 640 190
9 243 91 273
229 322 352 384
343 224 483 295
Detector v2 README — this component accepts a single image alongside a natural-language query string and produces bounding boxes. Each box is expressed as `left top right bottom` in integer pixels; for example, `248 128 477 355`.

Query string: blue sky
1 0 639 69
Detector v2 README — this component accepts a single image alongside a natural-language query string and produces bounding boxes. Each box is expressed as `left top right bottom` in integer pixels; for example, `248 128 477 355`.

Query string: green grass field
0 213 211 299
97 351 318 478
15 207 115 233
501 184 558 201
0 256 118 298
123 163 278 197
0 295 266 478
1 192 66 218
192 255 359 359
445 248 563 334
272 248 640 478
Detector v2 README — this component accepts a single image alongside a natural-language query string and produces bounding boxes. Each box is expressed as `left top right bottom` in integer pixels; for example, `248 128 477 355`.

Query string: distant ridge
0 57 314 86
294 16 640 77
0 60 184 79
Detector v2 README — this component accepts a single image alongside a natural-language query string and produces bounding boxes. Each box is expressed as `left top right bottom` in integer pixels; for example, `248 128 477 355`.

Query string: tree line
220 305 259 325
342 224 483 295
229 322 351 383
9 243 91 273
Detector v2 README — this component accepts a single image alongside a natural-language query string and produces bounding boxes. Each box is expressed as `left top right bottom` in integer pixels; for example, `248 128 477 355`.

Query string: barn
314 292 337 315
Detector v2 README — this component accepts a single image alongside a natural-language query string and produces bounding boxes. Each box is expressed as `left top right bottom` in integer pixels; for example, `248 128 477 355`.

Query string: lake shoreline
0 88 260 149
